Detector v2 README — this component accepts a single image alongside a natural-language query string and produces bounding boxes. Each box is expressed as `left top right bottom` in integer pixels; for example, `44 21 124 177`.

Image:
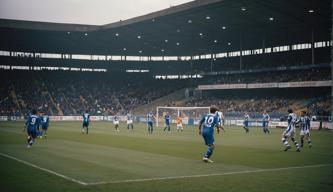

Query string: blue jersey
41 115 49 126
26 114 41 131
165 114 170 124
83 113 90 123
200 113 219 135
147 113 154 123
262 113 270 121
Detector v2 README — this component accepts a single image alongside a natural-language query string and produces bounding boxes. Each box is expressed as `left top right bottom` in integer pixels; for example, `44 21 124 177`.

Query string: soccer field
0 121 332 192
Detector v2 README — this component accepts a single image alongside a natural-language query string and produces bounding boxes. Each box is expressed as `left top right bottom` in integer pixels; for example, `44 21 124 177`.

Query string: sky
0 0 192 25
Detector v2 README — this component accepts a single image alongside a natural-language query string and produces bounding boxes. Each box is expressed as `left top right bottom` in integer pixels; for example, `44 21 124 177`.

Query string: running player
176 116 183 131
199 105 222 163
127 112 134 131
300 111 312 148
262 110 270 134
114 115 120 132
40 111 49 138
25 109 41 148
147 111 155 134
216 110 225 132
82 110 90 134
163 112 171 133
243 112 250 133
218 110 225 126
282 109 301 152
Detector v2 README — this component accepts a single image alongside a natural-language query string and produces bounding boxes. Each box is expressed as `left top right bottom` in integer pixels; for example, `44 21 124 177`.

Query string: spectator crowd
0 68 331 118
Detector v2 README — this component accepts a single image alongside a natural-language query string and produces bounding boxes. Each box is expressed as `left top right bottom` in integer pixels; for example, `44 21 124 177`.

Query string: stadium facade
0 0 331 128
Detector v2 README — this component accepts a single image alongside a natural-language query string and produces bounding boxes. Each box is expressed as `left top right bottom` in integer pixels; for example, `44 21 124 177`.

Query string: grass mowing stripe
0 152 88 186
86 164 331 185
1 150 329 187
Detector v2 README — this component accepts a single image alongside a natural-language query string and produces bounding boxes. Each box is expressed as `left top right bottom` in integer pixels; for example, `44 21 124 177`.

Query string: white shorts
283 126 295 138
300 129 310 136
113 121 119 125
127 120 133 124
177 124 183 129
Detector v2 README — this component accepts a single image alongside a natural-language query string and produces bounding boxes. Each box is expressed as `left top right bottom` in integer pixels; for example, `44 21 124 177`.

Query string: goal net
156 106 210 127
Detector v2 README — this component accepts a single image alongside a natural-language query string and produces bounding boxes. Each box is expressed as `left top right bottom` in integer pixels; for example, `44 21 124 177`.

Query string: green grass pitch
0 121 332 192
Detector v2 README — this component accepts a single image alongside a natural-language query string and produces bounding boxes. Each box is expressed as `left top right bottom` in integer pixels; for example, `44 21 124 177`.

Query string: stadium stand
0 71 186 116
0 0 331 120
197 68 330 85
0 68 330 118
184 95 331 119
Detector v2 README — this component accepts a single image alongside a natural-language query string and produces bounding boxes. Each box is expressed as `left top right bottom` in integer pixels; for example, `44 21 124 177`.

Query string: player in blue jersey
243 112 250 133
82 110 90 134
40 111 49 139
299 111 312 148
147 111 155 134
282 109 300 152
25 109 41 148
262 110 270 134
163 112 171 133
199 105 222 163
127 112 134 131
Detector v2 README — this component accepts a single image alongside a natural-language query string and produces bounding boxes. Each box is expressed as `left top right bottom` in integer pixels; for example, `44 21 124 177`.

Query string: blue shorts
148 122 153 127
263 121 268 127
83 122 89 127
244 121 248 127
202 133 214 146
42 125 48 130
27 128 38 138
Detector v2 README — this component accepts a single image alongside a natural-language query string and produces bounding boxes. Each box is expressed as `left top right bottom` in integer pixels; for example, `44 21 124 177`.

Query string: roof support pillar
262 33 266 66
210 54 214 72
239 33 243 70
311 27 315 65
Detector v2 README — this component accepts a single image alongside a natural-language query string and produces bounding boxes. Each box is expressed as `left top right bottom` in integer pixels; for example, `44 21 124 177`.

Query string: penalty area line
0 152 88 186
86 164 331 186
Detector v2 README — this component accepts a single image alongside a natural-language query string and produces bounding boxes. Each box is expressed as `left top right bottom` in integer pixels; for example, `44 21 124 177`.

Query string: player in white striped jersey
299 111 312 148
282 109 301 152
113 115 120 132
218 110 225 126
243 112 250 133
216 111 225 132
262 110 270 134
147 111 155 134
127 112 134 131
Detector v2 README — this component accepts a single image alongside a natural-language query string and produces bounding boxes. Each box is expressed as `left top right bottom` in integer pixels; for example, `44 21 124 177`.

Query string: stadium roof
0 0 330 56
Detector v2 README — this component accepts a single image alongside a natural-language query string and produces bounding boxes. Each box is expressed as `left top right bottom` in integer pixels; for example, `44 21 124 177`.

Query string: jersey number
31 118 36 125
205 116 214 127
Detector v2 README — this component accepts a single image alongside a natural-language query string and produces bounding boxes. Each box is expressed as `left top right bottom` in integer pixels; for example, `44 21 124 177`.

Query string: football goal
156 106 210 127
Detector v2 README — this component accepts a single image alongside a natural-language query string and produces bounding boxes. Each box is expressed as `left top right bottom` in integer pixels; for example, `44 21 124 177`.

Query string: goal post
156 106 210 127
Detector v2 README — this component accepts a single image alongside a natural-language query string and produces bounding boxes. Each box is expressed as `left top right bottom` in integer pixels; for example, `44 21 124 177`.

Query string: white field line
86 164 331 185
0 152 330 186
0 152 88 186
